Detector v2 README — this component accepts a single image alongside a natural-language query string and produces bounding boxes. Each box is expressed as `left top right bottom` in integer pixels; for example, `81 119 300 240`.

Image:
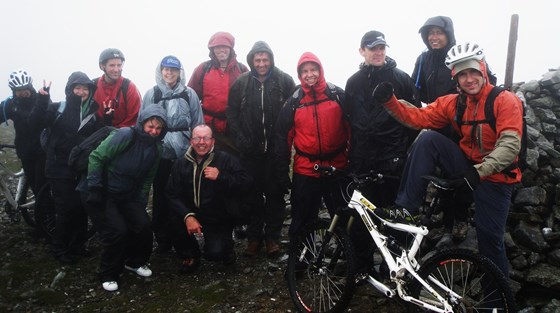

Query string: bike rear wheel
286 219 356 313
35 183 96 239
18 179 37 228
408 248 516 312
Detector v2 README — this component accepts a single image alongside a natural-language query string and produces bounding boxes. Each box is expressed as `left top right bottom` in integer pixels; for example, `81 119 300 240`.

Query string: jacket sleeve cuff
183 213 196 223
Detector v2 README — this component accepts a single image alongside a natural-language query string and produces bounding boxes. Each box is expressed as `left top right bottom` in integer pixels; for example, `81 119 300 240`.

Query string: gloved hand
86 188 105 207
372 82 394 103
462 166 480 191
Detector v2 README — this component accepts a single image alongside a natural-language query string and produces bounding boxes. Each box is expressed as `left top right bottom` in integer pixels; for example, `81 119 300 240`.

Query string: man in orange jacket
373 42 523 278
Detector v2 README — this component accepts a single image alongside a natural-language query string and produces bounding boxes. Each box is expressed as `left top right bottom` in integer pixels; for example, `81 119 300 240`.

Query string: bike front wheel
407 248 516 312
286 219 356 313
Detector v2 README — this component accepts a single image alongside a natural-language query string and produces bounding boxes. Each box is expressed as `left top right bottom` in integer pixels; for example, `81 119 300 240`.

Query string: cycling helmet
445 42 485 70
8 69 33 90
99 48 125 65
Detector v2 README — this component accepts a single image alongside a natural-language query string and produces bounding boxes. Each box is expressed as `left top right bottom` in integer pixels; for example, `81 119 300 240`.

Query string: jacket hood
154 60 187 95
136 103 168 141
419 16 456 51
297 52 327 96
64 71 95 97
247 41 275 72
208 31 238 63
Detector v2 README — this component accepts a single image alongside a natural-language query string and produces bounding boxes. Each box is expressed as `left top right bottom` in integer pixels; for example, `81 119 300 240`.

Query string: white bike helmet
445 42 485 71
8 69 33 90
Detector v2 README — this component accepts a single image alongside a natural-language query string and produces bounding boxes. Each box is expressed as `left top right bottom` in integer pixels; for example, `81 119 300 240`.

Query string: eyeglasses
191 136 213 143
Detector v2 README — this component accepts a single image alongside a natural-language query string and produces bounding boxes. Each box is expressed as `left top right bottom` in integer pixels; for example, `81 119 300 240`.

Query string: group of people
1 16 523 293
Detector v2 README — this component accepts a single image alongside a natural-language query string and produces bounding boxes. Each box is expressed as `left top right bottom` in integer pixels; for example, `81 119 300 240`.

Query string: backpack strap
2 96 12 126
198 61 213 91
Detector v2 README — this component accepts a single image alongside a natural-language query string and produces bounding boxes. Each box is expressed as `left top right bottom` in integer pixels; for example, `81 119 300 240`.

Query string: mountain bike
286 164 515 312
0 144 37 227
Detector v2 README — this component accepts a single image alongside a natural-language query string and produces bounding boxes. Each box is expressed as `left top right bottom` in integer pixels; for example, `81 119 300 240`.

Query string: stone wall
499 68 560 312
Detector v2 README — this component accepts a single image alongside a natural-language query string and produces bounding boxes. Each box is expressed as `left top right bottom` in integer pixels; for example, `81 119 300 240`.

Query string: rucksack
152 86 190 107
67 126 136 173
92 77 130 107
198 60 246 90
455 86 528 174
40 101 67 151
291 82 344 108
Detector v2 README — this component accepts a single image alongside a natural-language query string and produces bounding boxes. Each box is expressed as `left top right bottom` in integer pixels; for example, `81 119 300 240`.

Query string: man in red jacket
94 48 142 128
373 42 523 278
188 32 248 154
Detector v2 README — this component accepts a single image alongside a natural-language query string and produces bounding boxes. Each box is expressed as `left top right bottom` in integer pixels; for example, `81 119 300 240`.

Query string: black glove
372 82 394 103
462 166 480 191
86 188 105 206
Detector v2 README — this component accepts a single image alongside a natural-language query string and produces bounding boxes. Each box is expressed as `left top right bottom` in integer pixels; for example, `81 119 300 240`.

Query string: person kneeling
166 125 252 273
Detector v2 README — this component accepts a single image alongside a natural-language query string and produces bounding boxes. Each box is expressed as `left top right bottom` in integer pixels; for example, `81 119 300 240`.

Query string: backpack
92 77 130 107
455 86 528 174
152 86 190 107
291 82 343 108
40 101 66 151
67 126 136 173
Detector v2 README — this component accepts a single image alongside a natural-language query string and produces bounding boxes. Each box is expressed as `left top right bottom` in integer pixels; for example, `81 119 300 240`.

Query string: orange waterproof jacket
383 82 523 184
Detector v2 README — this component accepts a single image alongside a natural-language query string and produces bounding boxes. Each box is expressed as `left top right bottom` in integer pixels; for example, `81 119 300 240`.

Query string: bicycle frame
0 161 34 213
337 187 457 312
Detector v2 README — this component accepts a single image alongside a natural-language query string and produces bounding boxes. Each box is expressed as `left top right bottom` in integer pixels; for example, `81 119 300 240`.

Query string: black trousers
50 178 87 258
151 158 174 248
20 154 47 196
91 196 153 282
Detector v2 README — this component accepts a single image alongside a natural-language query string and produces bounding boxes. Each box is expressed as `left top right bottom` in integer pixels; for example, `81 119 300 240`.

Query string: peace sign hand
38 80 52 95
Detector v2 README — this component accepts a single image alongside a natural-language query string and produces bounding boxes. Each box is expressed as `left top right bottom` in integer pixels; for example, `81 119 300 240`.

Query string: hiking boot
266 241 280 257
233 225 247 239
376 206 419 224
244 240 262 257
223 251 237 266
180 258 200 274
102 281 118 292
452 221 468 242
125 264 152 277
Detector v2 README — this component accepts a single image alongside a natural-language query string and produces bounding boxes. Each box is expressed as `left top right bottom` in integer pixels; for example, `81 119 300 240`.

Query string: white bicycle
286 165 515 312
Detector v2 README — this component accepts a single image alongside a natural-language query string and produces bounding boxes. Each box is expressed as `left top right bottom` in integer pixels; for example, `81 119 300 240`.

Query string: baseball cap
160 55 182 69
452 59 482 76
361 30 389 48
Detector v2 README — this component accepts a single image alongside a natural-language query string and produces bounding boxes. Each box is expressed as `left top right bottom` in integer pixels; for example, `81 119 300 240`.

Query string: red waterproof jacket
383 62 523 184
275 52 350 178
94 76 141 128
188 54 248 134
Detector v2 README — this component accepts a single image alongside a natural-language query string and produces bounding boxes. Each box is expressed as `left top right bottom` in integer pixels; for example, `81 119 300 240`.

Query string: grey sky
0 0 558 101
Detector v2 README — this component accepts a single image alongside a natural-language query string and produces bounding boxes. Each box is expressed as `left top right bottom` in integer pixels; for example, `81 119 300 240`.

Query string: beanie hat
208 32 235 49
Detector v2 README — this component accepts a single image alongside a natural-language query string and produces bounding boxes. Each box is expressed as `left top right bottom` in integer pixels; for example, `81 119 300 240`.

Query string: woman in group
30 71 101 264
83 105 167 292
141 55 204 254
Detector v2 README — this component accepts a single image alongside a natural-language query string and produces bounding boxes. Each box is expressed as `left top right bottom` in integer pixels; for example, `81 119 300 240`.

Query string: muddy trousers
96 196 153 282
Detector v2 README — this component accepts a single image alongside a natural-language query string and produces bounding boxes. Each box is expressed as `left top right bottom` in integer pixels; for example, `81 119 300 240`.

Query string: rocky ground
0 211 407 313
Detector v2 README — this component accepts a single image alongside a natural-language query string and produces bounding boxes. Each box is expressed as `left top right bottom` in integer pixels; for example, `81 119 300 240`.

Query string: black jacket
166 149 252 225
412 16 457 104
0 91 45 159
226 41 295 156
344 57 420 174
29 72 101 179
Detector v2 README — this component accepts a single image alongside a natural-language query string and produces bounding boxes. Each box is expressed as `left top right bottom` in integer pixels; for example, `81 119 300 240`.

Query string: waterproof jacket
86 105 167 205
382 60 523 184
226 41 295 156
188 38 248 134
93 75 141 128
141 62 204 160
0 90 45 159
344 57 420 174
166 148 252 225
412 16 457 104
29 72 101 179
275 52 349 178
